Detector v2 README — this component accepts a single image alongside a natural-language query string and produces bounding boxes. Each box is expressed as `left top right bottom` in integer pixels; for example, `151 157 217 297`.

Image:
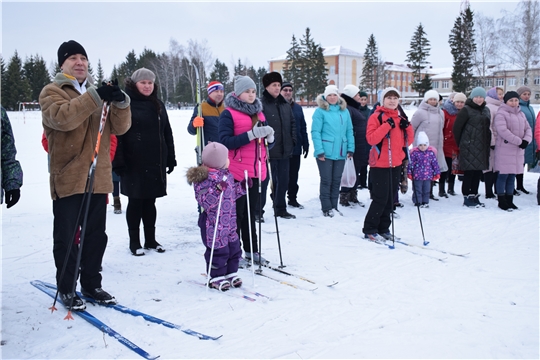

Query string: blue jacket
519 98 537 166
311 95 354 160
290 101 309 156
187 97 224 144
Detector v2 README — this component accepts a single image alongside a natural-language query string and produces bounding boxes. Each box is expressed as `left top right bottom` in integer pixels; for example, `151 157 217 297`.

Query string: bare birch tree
474 13 499 85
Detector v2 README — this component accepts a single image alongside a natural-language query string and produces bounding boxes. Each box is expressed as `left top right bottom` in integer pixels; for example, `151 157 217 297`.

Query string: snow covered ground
2 107 539 359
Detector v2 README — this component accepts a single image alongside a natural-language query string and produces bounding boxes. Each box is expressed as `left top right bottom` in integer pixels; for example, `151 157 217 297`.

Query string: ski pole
64 101 110 319
257 139 263 273
414 182 427 245
386 131 395 249
265 139 285 268
205 190 224 296
244 170 256 286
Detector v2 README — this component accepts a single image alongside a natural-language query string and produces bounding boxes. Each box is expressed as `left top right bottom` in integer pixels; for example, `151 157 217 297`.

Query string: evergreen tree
405 23 431 96
24 54 50 101
283 34 304 97
87 62 95 84
50 61 61 78
449 6 476 93
1 55 6 99
113 50 138 85
300 27 327 103
208 59 231 94
360 34 379 100
96 60 105 85
234 59 246 76
3 51 31 110
256 67 267 98
418 73 433 95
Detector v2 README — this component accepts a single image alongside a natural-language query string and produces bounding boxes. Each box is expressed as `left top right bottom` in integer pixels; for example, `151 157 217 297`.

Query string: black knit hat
503 91 519 103
57 40 87 67
282 82 293 90
262 72 283 88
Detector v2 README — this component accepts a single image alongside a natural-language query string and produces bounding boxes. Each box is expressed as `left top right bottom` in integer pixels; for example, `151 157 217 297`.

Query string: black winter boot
497 194 510 211
144 227 165 253
339 192 351 207
516 174 529 194
129 229 144 256
113 196 122 214
507 194 518 210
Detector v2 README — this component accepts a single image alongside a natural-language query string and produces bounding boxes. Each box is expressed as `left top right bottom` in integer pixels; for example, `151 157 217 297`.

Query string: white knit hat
417 131 429 146
453 93 467 103
341 84 360 99
424 89 439 102
324 85 339 97
381 87 401 99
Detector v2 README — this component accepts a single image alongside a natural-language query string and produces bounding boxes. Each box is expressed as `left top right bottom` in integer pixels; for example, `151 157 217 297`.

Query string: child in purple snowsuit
408 131 441 208
186 142 248 291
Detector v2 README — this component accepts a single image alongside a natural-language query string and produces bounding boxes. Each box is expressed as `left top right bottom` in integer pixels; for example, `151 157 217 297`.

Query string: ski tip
423 241 430 246
64 311 75 321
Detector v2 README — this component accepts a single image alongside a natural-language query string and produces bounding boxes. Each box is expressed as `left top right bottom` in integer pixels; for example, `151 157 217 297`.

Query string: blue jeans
316 158 345 212
496 173 516 195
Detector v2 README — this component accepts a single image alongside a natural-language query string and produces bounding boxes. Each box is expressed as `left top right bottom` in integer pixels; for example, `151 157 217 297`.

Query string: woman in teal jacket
516 86 537 194
311 85 354 217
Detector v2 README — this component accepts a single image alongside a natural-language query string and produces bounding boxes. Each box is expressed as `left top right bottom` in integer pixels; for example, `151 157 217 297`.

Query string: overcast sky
2 0 520 78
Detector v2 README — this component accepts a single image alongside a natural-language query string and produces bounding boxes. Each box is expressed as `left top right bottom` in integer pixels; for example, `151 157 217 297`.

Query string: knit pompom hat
207 81 224 95
202 142 229 169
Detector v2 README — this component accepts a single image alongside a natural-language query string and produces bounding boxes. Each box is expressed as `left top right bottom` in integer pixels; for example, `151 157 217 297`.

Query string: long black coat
341 94 369 167
260 90 296 159
113 85 176 199
453 98 491 171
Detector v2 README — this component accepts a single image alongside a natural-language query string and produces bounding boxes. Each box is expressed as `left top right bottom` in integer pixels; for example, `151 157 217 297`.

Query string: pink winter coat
493 104 532 174
536 111 540 152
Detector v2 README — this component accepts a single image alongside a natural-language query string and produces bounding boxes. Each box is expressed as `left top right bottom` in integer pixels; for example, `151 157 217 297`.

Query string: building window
534 76 540 85
442 81 449 89
496 78 504 86
485 79 493 87
508 78 516 86
329 66 335 75
391 74 394 80
432 81 439 88
521 77 527 85
409 75 412 81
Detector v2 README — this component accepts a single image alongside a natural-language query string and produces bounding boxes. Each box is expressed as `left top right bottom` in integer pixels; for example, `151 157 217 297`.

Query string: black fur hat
262 72 283 88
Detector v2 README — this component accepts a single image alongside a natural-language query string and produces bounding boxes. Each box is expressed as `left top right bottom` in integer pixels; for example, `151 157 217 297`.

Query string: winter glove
399 118 409 129
347 151 354 159
386 118 395 129
248 125 274 141
110 79 125 102
193 116 204 128
490 146 495 150
317 153 325 161
5 188 20 208
519 140 529 149
240 177 253 189
217 181 228 192
266 128 275 144
433 174 440 181
166 166 175 174
303 145 309 159
96 81 115 101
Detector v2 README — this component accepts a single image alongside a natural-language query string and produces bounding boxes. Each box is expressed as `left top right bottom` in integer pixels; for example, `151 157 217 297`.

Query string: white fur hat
341 84 360 99
424 89 439 102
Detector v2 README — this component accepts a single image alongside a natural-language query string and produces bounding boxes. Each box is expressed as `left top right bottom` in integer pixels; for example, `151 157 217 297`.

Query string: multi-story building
269 45 363 105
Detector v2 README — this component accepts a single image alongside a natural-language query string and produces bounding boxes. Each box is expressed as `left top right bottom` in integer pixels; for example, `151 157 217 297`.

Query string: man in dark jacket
1 106 23 209
281 82 309 209
257 72 297 219
187 81 225 144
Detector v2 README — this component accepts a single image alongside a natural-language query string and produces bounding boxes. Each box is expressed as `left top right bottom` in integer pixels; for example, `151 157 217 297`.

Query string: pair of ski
189 276 271 302
31 280 221 360
247 262 338 291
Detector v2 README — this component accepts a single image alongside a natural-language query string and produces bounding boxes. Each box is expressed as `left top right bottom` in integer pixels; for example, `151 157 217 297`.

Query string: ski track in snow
2 108 539 359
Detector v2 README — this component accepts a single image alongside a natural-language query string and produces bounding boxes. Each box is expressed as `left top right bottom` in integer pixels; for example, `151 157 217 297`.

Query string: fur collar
442 99 459 116
224 93 263 115
186 165 209 185
316 94 347 111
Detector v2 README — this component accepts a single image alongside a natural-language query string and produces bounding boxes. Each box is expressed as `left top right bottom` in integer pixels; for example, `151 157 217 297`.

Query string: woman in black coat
113 68 176 255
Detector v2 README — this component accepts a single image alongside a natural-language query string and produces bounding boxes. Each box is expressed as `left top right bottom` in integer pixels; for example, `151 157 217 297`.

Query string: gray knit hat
516 86 531 96
131 68 156 83
234 75 256 96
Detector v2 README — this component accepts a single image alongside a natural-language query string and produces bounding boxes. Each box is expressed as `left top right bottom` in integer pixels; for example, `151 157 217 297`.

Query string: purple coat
408 146 441 181
493 104 532 174
187 166 246 249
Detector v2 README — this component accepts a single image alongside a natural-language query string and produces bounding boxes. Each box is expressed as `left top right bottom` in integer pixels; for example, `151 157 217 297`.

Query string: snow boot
143 227 165 253
364 233 386 243
287 199 304 209
339 192 351 207
463 195 478 208
473 194 485 207
59 291 86 311
245 252 269 265
497 194 510 211
129 229 144 256
323 209 334 217
348 190 365 207
507 194 518 210
226 273 243 288
208 276 231 292
81 287 117 305
113 196 122 214
516 174 529 194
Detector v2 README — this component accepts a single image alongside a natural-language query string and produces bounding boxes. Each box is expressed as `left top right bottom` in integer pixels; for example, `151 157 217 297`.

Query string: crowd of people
4 39 539 305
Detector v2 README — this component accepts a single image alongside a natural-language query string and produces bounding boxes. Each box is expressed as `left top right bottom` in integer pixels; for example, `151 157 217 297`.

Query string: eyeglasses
282 89 293 92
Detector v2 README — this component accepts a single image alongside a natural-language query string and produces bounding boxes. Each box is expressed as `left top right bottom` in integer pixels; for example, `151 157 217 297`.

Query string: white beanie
381 87 401 99
417 131 429 146
453 92 467 103
341 84 360 99
324 85 339 97
424 89 439 102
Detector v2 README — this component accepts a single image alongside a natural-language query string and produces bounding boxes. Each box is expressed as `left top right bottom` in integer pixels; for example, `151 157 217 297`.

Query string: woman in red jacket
362 87 414 242
440 92 466 196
